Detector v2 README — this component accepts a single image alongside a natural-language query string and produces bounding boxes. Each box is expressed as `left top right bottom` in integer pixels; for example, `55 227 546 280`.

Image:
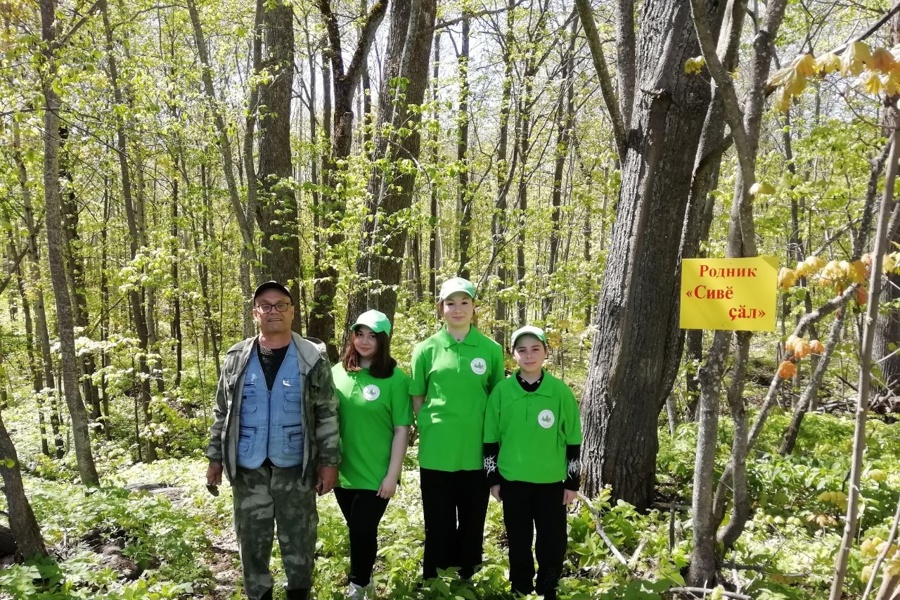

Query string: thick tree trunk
40 0 100 487
256 0 299 314
580 0 712 508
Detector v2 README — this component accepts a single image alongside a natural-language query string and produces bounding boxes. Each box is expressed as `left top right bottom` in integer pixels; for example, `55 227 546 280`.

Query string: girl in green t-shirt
333 310 412 599
483 325 582 600
410 277 505 581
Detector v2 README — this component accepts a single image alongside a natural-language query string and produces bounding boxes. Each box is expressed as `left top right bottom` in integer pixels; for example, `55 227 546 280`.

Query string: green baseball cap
351 309 392 335
438 277 476 301
511 325 547 348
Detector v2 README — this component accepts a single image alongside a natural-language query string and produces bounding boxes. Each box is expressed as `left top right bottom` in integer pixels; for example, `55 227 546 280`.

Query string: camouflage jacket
206 332 340 484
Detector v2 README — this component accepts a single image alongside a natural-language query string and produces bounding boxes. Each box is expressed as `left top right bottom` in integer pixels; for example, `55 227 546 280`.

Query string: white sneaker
346 582 370 600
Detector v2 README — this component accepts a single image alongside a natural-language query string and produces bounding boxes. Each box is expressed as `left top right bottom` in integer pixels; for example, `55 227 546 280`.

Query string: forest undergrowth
1 412 899 600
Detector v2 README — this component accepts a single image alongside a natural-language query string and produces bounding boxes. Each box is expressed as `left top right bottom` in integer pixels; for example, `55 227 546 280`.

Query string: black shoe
286 589 310 600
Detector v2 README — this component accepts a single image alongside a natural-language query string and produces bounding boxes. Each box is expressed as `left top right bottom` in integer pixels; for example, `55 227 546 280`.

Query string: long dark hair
341 329 396 379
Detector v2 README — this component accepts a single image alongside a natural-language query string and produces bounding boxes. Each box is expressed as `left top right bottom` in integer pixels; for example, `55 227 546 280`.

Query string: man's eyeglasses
256 302 292 313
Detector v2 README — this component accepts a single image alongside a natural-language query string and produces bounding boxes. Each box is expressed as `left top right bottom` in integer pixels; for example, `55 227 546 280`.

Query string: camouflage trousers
232 464 318 600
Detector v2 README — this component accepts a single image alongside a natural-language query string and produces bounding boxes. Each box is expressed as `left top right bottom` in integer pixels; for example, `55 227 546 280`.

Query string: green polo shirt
411 326 505 471
483 370 583 483
332 364 413 490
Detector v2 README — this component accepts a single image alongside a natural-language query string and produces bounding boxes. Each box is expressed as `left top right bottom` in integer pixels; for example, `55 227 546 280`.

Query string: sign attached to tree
680 257 778 331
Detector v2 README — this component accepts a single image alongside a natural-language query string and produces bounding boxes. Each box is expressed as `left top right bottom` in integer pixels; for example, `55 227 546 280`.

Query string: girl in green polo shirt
483 325 582 600
410 277 505 581
333 310 413 599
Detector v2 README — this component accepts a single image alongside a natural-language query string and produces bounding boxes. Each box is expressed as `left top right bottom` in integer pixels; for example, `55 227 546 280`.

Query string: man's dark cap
253 281 293 303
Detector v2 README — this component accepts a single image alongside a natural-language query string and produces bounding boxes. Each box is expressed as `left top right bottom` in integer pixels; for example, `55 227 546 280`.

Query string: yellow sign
680 257 778 331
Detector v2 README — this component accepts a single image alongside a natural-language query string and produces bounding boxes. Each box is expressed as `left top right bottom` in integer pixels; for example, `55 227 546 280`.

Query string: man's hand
563 489 578 505
490 484 501 502
317 466 338 495
376 477 397 499
206 461 223 487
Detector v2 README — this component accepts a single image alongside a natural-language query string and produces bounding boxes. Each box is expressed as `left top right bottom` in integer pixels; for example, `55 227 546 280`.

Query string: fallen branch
577 492 631 569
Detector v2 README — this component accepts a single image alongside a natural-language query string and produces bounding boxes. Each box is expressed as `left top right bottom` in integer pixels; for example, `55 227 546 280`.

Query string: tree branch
574 0 627 162
344 0 388 92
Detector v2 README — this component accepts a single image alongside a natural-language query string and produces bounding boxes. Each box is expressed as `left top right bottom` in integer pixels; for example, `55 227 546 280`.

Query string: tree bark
186 0 259 336
0 408 46 558
580 0 713 508
457 13 473 279
100 0 157 462
256 0 299 315
346 0 437 324
59 126 102 430
309 0 387 357
11 119 63 458
542 25 575 322
40 0 100 486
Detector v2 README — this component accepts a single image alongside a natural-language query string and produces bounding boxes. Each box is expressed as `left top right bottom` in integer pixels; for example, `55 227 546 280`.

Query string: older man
206 281 339 600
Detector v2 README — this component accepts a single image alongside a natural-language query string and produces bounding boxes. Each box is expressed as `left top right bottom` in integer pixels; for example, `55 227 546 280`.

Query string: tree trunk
346 0 437 324
256 0 299 313
429 30 441 299
186 0 259 337
457 13 473 279
0 408 46 558
59 126 102 430
580 0 713 508
11 119 63 458
40 0 100 486
309 0 387 357
542 26 575 322
829 124 900 600
492 1 515 345
100 0 157 462
686 0 787 583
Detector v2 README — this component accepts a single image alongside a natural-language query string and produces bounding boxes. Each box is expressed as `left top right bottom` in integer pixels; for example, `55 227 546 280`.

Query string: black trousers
501 480 567 595
419 468 490 580
334 487 390 587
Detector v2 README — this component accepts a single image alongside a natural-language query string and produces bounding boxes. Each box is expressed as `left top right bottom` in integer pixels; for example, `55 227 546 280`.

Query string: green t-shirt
410 326 505 471
332 364 413 490
483 370 583 483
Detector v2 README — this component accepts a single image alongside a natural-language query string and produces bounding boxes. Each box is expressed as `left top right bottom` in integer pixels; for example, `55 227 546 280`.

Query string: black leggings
419 468 490 579
334 487 390 587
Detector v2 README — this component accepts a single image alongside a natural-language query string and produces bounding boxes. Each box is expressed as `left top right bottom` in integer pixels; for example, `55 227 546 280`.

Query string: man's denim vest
236 342 304 469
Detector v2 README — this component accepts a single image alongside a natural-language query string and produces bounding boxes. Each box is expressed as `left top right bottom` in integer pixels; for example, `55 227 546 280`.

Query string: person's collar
440 325 476 347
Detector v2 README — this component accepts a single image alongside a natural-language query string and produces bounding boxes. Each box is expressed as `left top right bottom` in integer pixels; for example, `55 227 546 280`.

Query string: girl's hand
491 484 502 502
377 477 398 499
563 489 578 505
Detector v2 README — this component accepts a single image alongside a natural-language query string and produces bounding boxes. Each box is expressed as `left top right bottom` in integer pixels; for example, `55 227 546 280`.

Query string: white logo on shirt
363 385 380 401
470 358 487 375
538 410 555 429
